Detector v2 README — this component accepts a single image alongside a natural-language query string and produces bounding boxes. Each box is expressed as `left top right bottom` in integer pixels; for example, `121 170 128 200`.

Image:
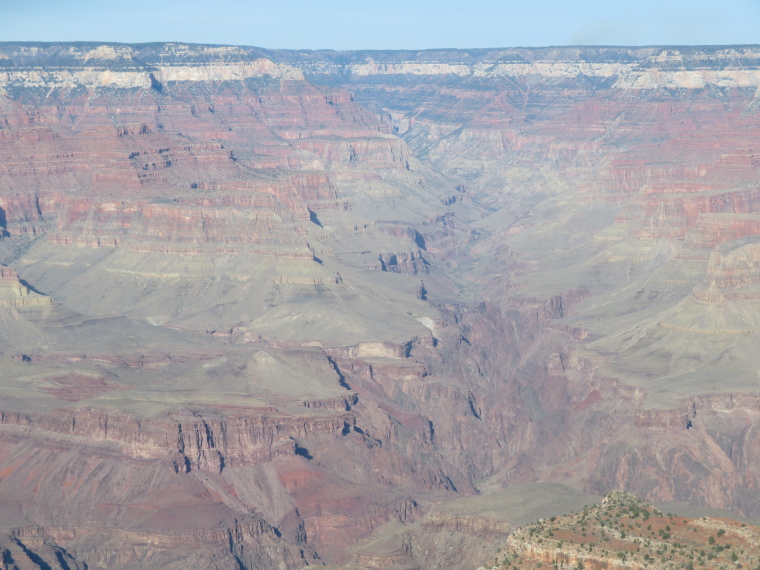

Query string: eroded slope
2 43 760 568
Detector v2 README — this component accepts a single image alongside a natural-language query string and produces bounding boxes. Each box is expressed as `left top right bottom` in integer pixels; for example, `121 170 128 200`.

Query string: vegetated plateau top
1 41 760 69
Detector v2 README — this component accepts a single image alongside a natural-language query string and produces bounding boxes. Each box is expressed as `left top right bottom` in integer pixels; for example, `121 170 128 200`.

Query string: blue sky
1 0 758 50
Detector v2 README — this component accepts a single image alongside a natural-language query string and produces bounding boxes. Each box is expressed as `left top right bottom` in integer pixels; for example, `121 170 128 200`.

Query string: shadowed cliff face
2 43 760 568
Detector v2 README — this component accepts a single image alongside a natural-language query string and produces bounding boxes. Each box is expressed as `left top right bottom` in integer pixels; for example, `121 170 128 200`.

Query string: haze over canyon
1 42 760 568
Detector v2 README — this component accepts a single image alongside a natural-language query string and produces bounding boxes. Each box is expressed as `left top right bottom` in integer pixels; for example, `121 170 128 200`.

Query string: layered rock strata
3 43 760 568
480 491 760 570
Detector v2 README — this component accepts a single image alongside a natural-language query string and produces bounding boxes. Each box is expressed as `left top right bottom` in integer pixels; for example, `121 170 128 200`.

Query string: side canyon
1 42 760 568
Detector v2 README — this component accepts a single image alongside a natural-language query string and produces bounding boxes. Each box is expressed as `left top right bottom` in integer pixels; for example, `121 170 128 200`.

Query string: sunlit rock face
2 43 760 568
480 490 760 570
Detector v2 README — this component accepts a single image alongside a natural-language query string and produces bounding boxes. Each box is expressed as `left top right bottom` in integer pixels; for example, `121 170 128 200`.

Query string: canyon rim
0 41 760 568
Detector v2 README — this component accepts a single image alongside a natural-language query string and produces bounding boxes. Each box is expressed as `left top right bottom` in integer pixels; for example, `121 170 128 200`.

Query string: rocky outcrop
483 491 760 570
6 41 760 569
0 406 351 473
376 251 429 275
0 531 85 570
1 518 313 569
0 266 50 308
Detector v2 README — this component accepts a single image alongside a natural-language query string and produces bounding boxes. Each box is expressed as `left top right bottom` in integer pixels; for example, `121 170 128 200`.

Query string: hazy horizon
1 0 757 50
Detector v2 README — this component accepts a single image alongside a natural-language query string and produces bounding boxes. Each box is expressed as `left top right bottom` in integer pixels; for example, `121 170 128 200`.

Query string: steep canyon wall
1 42 760 568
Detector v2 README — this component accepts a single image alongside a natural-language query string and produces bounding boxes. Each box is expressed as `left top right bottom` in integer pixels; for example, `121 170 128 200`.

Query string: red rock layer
4 45 760 568
0 74 419 257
